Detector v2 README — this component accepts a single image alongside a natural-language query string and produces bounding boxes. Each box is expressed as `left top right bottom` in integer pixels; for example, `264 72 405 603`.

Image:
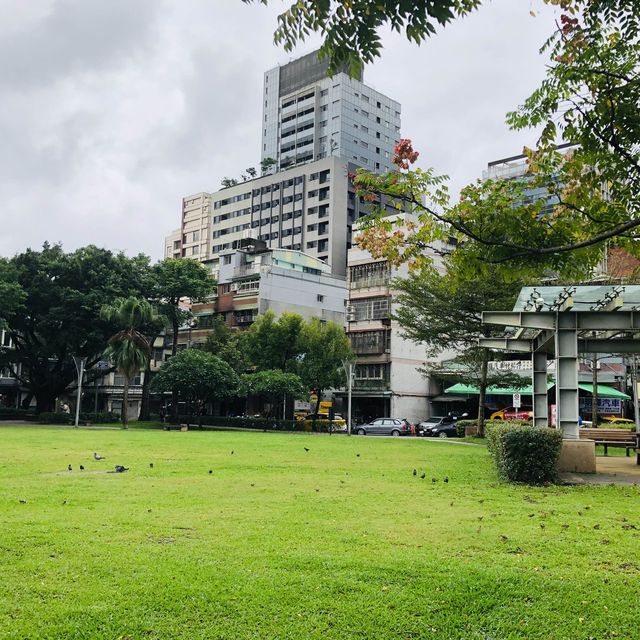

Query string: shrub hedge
36 411 120 425
173 415 342 433
0 407 35 420
455 420 475 437
486 422 563 485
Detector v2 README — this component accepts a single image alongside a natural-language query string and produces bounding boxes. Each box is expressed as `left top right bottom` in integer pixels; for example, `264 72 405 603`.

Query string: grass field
1 426 639 639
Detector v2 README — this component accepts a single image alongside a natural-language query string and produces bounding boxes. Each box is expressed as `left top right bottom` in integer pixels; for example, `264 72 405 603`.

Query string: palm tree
100 298 156 429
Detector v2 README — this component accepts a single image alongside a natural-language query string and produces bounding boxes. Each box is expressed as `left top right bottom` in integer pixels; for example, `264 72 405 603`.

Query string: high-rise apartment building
165 49 402 275
262 50 401 173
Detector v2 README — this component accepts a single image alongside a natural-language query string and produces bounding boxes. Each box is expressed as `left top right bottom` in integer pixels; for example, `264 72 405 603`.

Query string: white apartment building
339 218 451 424
164 228 182 259
262 50 401 173
213 240 346 327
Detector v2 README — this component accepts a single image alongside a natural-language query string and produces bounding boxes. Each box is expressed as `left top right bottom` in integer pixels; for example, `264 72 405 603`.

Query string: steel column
555 313 579 439
532 351 549 428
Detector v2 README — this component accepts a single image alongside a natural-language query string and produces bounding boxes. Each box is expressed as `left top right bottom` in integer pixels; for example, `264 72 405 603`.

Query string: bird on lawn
231 450 234 455
19 499 27 504
67 464 72 471
444 476 449 483
208 470 213 474
412 469 417 476
149 463 154 469
356 454 360 458
304 447 310 452
431 477 437 483
79 465 84 471
93 452 105 461
420 473 426 479
114 465 129 473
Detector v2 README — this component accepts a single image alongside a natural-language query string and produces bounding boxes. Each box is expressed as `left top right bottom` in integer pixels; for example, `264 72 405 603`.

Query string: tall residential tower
262 51 401 174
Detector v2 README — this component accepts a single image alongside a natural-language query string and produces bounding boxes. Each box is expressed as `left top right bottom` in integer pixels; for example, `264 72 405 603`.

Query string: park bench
579 428 639 458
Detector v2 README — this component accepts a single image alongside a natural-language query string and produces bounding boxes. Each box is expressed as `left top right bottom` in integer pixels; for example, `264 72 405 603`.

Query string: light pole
73 356 87 428
632 355 640 435
342 359 355 436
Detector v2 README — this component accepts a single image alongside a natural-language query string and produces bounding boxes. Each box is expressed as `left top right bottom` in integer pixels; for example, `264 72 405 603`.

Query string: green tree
243 369 307 418
151 350 240 426
151 258 215 421
100 298 157 429
243 310 304 372
221 177 239 188
0 244 151 413
260 157 277 175
246 167 258 179
393 263 528 436
244 0 480 76
298 318 353 414
351 0 639 272
202 315 251 373
151 258 215 357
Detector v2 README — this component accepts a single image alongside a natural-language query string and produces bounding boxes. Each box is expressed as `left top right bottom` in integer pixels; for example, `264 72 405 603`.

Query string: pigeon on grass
93 452 106 461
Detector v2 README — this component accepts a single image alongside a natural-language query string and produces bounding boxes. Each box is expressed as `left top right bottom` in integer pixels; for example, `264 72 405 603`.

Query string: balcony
349 277 390 289
353 378 390 391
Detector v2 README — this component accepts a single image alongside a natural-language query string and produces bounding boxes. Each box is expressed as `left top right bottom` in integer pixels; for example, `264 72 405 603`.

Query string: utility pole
342 360 355 436
73 356 87 428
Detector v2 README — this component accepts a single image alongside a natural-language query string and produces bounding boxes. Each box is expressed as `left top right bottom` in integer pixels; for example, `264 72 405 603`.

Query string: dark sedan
354 418 412 436
417 416 457 438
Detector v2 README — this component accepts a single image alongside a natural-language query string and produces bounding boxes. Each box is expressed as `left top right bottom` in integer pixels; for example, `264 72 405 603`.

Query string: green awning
445 382 630 400
444 383 552 396
578 384 630 400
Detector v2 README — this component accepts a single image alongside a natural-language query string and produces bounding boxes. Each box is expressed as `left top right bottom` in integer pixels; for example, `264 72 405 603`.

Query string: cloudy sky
0 0 563 261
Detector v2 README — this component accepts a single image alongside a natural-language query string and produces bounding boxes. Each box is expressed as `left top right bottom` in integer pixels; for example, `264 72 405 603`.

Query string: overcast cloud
0 0 563 261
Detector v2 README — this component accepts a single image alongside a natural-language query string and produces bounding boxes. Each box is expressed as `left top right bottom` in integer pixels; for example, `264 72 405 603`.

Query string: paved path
561 455 640 486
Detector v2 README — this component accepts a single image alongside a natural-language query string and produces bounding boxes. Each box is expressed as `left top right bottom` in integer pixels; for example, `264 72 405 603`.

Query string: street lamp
342 359 356 436
72 356 87 428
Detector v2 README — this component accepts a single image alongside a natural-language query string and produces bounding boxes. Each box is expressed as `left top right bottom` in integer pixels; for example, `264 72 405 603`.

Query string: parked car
417 416 457 438
302 412 347 430
354 418 412 436
489 406 533 421
601 416 634 425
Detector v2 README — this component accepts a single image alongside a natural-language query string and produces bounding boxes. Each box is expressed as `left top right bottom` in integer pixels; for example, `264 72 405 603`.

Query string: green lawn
1 426 639 639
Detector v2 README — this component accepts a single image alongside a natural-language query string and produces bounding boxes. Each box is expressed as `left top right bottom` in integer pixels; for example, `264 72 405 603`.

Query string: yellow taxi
489 406 534 421
601 416 634 425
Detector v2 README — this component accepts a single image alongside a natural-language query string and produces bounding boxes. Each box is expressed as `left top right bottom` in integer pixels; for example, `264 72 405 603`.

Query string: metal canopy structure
480 285 640 440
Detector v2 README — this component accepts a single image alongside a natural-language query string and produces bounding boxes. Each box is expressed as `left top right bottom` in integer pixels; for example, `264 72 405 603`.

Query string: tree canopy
151 349 240 421
243 311 305 372
244 0 481 76
393 262 530 434
297 317 353 412
0 244 151 412
151 258 215 356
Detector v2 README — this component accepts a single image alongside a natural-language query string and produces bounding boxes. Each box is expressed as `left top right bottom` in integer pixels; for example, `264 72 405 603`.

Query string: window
317 294 324 303
355 363 389 381
320 89 328 96
362 95 369 103
307 224 317 231
376 117 381 124
223 255 232 265
361 125 368 133
376 101 381 108
361 109 369 117
376 147 380 154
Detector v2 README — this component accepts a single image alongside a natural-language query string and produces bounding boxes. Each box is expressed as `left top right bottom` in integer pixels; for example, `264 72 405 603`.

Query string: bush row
173 415 342 432
486 422 563 485
455 419 531 437
0 407 35 420
37 411 121 424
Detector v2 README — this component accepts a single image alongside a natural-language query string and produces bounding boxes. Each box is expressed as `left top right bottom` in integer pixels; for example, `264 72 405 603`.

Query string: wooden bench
579 428 639 457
